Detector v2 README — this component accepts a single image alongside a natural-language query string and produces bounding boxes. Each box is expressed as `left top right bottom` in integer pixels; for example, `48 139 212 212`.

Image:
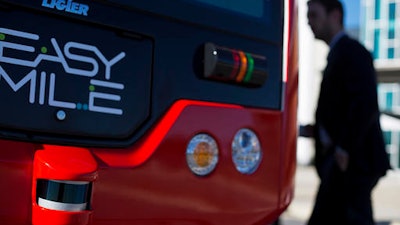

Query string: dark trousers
307 161 380 225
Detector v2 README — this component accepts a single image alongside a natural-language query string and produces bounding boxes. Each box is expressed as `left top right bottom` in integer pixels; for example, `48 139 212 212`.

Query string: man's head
307 0 344 44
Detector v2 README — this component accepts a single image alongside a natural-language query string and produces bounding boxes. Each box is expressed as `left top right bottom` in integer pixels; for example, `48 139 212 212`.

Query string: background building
361 0 400 169
297 0 400 169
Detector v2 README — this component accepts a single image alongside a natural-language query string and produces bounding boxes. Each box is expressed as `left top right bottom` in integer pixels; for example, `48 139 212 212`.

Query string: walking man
305 0 391 224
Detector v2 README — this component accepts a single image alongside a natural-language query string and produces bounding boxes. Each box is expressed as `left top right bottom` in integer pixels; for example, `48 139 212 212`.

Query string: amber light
186 134 219 176
193 142 214 167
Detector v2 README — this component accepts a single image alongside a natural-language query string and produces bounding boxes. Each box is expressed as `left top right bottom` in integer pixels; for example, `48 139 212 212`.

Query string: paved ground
279 166 400 225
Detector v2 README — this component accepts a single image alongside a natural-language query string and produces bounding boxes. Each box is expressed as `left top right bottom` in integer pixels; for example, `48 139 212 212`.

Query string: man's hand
319 125 333 149
335 146 349 171
299 124 315 138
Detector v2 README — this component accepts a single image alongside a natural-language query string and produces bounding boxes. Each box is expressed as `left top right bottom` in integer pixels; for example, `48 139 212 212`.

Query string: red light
230 51 240 79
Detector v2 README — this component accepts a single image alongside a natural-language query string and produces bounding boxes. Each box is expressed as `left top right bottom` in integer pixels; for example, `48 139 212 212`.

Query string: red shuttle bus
0 0 298 224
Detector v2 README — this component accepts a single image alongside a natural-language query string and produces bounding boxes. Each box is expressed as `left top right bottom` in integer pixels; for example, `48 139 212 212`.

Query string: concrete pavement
279 166 400 225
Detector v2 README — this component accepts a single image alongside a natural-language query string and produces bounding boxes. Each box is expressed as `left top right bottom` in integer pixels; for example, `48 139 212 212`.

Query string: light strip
38 198 87 212
49 180 90 185
244 53 255 83
282 0 290 84
230 51 240 79
236 51 248 82
92 100 242 167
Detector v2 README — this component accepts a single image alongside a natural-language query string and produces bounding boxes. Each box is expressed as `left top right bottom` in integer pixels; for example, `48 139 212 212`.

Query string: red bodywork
0 0 298 224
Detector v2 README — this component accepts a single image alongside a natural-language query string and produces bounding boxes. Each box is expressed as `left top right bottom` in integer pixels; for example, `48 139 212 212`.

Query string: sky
341 0 360 28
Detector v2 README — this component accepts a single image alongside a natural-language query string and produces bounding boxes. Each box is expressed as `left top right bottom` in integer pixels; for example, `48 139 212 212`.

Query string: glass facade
375 0 381 19
363 0 399 60
378 84 400 111
378 83 400 169
362 0 400 169
374 29 380 58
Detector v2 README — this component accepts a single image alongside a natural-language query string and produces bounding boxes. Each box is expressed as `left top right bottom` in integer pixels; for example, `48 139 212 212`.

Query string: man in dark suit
304 0 391 224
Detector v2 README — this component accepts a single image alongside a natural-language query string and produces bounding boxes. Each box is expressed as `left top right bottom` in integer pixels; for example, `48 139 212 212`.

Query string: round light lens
232 128 262 174
186 134 219 176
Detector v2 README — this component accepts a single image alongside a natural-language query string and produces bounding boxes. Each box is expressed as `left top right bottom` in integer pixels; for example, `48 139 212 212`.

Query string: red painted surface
0 0 297 224
91 102 283 225
92 100 242 168
31 145 98 225
31 207 92 225
0 99 294 225
33 145 98 181
278 0 299 211
0 141 35 225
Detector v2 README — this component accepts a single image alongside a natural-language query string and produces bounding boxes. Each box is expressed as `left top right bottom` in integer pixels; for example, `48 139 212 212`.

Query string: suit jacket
314 35 391 177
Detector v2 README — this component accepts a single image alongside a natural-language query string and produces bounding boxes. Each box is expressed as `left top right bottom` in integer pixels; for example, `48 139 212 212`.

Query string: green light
0 33 5 40
243 53 254 83
89 85 95 91
41 47 48 54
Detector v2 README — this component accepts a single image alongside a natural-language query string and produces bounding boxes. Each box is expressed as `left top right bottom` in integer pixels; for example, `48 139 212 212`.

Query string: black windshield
105 0 283 42
187 0 264 18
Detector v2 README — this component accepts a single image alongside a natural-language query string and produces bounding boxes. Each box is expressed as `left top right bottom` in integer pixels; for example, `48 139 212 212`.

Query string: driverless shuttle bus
0 0 298 224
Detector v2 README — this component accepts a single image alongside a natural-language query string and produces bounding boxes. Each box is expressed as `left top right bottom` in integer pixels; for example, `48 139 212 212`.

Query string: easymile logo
0 27 126 116
41 0 89 16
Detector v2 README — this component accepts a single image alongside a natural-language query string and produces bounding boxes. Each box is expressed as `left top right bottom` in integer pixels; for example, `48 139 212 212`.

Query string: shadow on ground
377 222 392 225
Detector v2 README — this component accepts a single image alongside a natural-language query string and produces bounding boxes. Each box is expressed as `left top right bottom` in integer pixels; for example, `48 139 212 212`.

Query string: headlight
186 134 219 176
232 128 262 174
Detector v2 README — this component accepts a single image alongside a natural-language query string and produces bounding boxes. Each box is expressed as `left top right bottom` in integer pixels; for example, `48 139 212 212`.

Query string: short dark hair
308 0 344 25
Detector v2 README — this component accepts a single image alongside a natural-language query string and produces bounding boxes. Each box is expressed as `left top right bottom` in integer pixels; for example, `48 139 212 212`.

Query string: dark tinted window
188 0 264 17
105 0 282 42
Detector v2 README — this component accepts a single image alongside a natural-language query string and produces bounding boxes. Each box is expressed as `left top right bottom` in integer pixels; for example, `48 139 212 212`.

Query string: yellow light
236 51 248 82
186 134 219 176
193 142 213 167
